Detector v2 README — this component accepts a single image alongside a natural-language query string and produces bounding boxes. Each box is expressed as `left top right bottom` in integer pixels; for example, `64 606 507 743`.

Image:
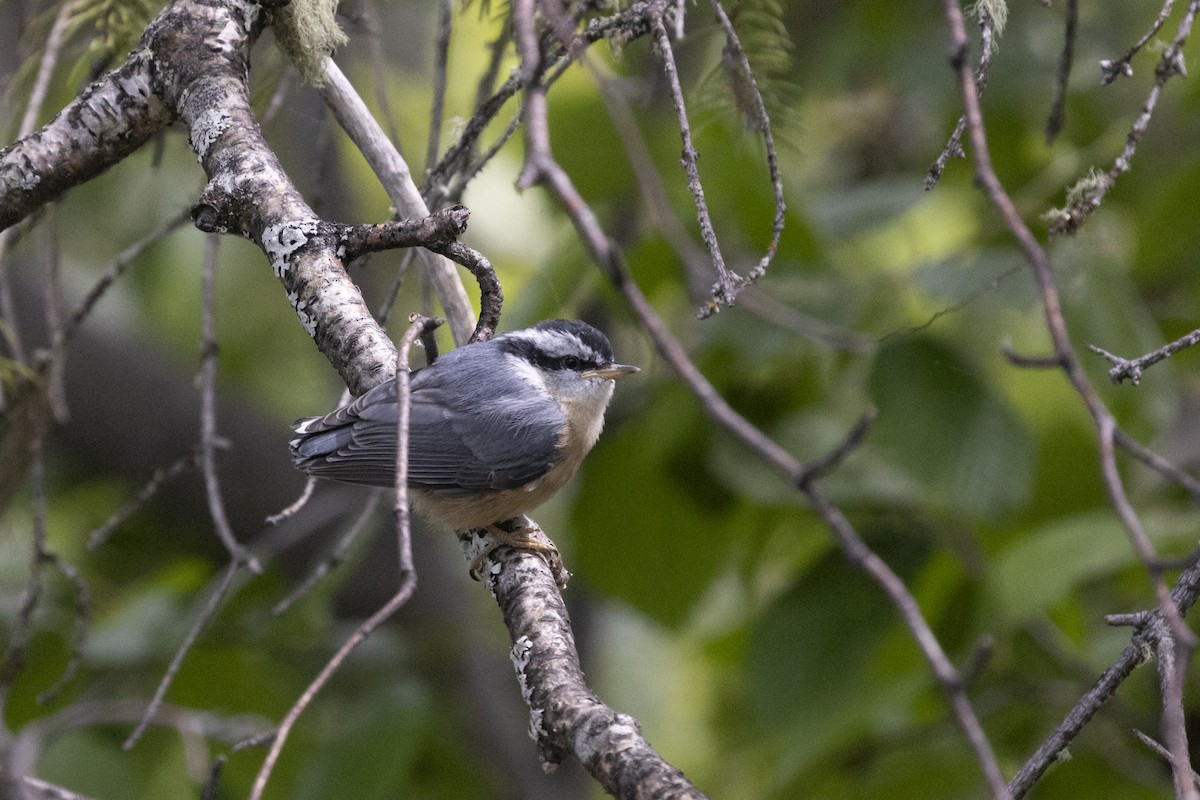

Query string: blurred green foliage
3 0 1200 798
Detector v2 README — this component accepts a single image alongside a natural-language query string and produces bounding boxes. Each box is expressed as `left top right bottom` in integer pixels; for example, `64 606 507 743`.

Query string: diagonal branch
938 1 1199 794
512 2 1009 795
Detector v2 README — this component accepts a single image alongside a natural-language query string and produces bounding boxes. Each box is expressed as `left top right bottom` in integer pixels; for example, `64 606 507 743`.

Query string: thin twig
1100 0 1179 85
57 208 192 350
0 448 48 708
123 560 243 749
650 13 744 313
37 206 68 422
927 8 997 189
1135 729 1200 785
34 551 90 705
1113 427 1200 501
202 730 276 800
358 0 403 148
258 66 295 130
248 315 434 800
426 0 454 176
197 233 259 571
1011 560 1200 796
1045 0 1078 143
263 474 318 526
794 409 877 487
708 0 784 296
1088 329 1200 385
1050 2 1199 234
1155 631 1197 799
0 0 75 367
428 239 501 343
272 491 382 615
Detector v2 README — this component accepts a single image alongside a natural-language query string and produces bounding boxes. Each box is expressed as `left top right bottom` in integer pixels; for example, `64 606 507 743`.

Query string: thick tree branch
472 545 707 799
0 51 172 231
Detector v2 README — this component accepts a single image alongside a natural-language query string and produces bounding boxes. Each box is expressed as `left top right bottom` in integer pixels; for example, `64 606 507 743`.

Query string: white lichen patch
262 219 320 277
189 108 232 161
210 18 241 53
575 714 639 764
285 290 317 336
510 635 534 693
238 0 261 31
509 636 544 741
1 165 40 192
116 72 152 103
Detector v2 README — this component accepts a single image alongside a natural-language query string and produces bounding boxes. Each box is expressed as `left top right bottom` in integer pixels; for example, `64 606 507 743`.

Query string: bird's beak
585 363 640 380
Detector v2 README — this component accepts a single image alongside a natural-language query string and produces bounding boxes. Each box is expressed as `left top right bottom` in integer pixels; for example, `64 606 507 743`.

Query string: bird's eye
562 356 581 370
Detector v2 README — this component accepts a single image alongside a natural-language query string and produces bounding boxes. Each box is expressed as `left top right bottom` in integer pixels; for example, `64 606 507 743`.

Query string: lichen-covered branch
475 545 708 800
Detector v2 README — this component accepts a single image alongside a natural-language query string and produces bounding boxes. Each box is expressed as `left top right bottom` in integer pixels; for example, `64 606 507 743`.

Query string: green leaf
868 335 1034 519
991 509 1200 622
572 390 727 626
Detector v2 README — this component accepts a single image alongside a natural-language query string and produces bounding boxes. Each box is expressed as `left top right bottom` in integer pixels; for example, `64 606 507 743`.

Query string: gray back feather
290 338 564 490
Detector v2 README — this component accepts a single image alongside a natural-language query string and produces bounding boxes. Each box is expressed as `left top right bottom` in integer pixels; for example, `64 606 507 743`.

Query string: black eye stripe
496 321 614 372
537 353 592 371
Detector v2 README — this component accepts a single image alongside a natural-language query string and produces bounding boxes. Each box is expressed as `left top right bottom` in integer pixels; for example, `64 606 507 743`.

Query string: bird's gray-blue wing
290 380 402 487
406 360 565 489
290 365 564 490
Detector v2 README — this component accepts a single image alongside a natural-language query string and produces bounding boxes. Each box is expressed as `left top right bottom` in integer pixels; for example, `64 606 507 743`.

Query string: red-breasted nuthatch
290 320 638 566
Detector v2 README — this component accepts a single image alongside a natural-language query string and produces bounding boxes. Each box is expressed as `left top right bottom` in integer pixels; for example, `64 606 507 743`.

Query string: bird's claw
462 518 571 589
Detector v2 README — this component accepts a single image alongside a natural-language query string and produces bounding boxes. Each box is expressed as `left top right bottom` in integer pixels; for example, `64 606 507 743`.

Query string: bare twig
1011 561 1200 796
263 474 317 526
649 14 745 314
56 208 192 351
708 0 784 295
794 409 877 486
0 0 75 367
1113 427 1200 501
429 240 501 343
1045 0 1078 143
202 730 276 799
332 206 472 262
123 559 243 749
7 698 269 796
20 775 98 800
357 0 403 148
1156 631 1197 799
927 7 998 189
1089 329 1200 385
272 491 382 615
1001 342 1065 370
248 314 434 800
34 551 90 705
1050 2 1199 234
0 449 88 712
426 0 454 175
1100 0 1179 84
1135 729 1200 786
37 206 68 422
197 234 258 570
0 449 48 709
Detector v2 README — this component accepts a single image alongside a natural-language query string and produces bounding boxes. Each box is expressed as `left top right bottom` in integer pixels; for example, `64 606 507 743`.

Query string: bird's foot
461 517 571 589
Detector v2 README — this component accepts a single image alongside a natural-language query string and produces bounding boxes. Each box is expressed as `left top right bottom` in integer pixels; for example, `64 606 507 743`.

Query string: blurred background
3 1 1200 797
